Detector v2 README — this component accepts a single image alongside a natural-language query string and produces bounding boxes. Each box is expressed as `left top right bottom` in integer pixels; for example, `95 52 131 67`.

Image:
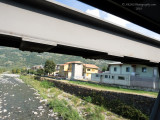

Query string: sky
54 0 160 40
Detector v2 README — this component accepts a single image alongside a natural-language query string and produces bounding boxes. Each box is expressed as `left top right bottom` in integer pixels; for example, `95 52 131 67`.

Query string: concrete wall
110 65 121 74
135 65 154 77
91 73 159 90
121 64 134 75
91 73 130 86
68 72 72 79
71 63 83 79
59 66 65 77
109 64 158 78
84 73 92 80
109 64 134 75
91 74 101 82
130 76 159 89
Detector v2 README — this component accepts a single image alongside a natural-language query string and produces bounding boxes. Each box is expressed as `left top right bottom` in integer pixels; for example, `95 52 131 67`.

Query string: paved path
0 74 58 120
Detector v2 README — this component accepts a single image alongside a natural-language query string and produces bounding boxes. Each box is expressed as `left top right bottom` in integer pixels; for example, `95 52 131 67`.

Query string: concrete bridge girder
0 0 160 66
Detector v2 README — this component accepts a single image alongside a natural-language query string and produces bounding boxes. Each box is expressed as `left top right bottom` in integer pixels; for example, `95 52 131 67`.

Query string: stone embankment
38 77 156 116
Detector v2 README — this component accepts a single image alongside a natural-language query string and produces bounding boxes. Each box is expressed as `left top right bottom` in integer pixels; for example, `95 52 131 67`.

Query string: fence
91 73 159 90
91 73 130 86
130 76 159 90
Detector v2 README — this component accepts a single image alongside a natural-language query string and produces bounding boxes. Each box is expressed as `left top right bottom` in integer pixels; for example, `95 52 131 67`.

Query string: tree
102 66 108 72
28 69 36 75
12 68 17 74
0 68 5 73
44 60 55 75
21 68 28 74
16 69 21 74
37 69 44 76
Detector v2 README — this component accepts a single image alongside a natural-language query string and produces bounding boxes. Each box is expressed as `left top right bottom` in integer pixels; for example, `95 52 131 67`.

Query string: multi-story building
83 64 99 80
91 62 159 90
54 64 62 76
59 61 99 80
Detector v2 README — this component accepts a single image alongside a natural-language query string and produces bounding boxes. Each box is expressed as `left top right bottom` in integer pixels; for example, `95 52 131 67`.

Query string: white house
31 65 44 70
71 62 84 80
91 62 159 90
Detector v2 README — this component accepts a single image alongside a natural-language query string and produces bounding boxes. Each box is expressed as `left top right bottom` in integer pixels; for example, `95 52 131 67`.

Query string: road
0 74 58 120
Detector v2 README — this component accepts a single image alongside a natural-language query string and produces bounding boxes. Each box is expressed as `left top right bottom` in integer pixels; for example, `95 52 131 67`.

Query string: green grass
21 75 148 120
83 96 92 103
49 99 83 120
68 81 158 97
66 80 149 120
85 105 106 120
20 75 83 120
40 80 54 88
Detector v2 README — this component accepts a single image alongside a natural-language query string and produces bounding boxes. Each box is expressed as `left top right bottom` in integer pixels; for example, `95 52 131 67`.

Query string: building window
96 74 99 77
112 76 114 79
142 67 147 73
126 67 130 72
114 67 117 72
87 69 91 71
118 76 125 80
105 75 108 78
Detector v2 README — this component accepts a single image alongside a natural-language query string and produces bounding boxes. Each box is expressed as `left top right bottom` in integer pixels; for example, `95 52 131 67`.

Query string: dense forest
0 46 112 70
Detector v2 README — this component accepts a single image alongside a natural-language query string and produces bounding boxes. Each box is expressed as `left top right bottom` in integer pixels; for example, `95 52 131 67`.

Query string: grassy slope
21 75 126 120
66 80 158 98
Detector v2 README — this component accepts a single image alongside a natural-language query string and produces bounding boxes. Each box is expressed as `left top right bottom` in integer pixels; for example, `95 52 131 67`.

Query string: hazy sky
54 0 160 40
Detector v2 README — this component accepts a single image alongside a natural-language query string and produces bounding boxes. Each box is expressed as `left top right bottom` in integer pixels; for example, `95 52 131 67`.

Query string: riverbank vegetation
21 75 127 120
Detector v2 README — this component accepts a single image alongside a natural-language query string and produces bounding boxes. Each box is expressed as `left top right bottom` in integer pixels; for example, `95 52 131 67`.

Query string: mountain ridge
0 46 111 70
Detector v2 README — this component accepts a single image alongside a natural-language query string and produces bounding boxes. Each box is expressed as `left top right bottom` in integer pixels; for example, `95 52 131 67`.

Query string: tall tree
37 69 44 76
44 60 55 75
102 66 108 72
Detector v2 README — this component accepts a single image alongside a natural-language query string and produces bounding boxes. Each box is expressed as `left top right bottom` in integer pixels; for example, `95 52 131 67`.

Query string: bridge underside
0 0 160 67
0 33 158 67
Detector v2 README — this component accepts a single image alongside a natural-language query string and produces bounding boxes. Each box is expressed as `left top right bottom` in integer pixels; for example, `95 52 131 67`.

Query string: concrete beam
0 0 160 65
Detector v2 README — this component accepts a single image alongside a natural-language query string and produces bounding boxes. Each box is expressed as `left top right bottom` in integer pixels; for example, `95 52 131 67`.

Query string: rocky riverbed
0 74 58 120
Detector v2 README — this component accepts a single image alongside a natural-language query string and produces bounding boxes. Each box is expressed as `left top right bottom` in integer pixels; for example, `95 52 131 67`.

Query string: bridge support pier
150 64 160 120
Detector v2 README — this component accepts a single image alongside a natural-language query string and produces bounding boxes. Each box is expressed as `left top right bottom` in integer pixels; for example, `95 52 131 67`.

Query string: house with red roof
58 61 99 80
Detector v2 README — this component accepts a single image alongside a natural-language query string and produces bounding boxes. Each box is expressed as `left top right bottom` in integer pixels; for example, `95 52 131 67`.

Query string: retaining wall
38 77 156 116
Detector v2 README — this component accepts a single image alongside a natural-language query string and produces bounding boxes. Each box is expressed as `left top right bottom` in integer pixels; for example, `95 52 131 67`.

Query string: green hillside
0 46 112 70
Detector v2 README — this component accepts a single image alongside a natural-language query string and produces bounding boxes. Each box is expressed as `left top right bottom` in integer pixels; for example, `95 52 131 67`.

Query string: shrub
105 99 148 120
83 96 92 103
86 106 105 120
40 80 54 88
48 99 83 120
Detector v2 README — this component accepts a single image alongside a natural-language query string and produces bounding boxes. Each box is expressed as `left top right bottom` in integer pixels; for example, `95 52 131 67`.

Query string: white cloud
104 13 130 27
86 9 100 18
85 8 160 40
126 24 160 40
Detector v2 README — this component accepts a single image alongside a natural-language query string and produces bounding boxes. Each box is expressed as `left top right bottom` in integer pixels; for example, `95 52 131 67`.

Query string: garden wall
38 77 156 116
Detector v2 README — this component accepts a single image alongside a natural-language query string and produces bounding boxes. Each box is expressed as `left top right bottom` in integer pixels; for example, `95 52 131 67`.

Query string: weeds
48 99 83 120
83 96 92 103
40 80 54 88
20 75 131 120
